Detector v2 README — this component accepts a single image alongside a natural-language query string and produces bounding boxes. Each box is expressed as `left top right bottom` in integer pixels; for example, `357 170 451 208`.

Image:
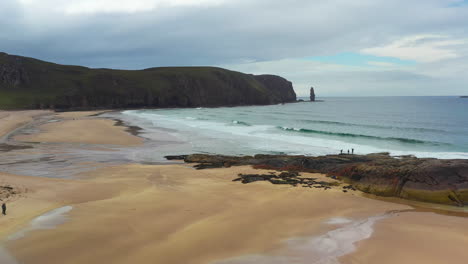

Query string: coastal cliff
0 52 296 109
168 153 468 206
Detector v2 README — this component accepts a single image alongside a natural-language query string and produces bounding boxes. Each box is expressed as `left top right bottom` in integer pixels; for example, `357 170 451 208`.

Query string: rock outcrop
166 153 468 206
310 87 315 101
0 52 296 109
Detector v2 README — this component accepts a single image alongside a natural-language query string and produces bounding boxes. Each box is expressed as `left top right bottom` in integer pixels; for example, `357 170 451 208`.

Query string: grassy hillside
0 52 296 110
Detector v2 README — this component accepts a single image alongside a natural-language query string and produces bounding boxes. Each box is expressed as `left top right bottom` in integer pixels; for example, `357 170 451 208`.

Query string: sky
1 0 468 96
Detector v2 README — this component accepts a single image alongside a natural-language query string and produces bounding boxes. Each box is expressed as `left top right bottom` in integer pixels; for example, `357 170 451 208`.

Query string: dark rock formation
169 153 468 206
232 171 340 190
0 185 17 200
310 87 316 101
165 155 189 161
0 144 32 152
0 52 296 109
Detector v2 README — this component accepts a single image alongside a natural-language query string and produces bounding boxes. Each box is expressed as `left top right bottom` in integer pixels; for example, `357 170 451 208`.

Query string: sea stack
310 87 316 101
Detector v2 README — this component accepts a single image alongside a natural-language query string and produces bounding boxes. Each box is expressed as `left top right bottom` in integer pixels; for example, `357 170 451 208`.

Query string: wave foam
121 110 468 160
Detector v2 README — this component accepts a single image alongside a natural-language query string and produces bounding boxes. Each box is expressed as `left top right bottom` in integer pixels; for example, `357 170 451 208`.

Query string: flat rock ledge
166 153 468 207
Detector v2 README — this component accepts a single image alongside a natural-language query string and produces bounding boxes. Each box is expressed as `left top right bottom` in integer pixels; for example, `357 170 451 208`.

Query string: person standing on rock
347 150 350 155
352 148 354 155
340 150 343 155
2 203 6 215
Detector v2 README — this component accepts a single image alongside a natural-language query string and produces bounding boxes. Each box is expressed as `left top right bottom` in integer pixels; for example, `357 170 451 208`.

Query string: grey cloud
1 0 467 66
1 0 467 95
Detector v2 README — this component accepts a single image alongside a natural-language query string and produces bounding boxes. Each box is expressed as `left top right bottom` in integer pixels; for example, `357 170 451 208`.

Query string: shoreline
1 110 468 264
1 164 412 264
0 110 52 142
12 111 143 146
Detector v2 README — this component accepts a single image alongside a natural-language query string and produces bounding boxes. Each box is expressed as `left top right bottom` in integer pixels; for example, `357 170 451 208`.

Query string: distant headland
0 52 297 110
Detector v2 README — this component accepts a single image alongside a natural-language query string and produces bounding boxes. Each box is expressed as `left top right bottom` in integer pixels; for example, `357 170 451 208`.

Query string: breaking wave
299 119 448 133
278 126 447 146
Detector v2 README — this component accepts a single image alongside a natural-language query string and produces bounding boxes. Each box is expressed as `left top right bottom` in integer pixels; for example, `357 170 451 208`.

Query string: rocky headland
167 153 468 206
0 52 296 110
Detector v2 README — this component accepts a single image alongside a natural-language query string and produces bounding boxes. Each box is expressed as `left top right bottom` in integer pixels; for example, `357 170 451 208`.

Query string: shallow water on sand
215 213 394 264
0 247 18 264
8 206 73 241
0 113 179 178
0 206 73 264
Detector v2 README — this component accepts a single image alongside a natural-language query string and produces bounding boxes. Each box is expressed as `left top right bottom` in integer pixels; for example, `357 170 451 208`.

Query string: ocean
120 96 468 160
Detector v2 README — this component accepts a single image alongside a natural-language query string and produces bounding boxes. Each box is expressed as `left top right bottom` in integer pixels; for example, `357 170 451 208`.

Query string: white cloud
3 0 468 96
367 61 397 67
223 54 468 97
18 0 226 14
361 34 467 63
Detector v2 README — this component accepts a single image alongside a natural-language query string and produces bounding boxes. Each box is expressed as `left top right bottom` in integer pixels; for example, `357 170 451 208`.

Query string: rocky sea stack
310 87 316 101
0 52 296 110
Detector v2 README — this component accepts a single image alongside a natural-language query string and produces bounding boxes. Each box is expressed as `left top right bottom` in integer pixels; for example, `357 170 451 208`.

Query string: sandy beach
14 111 143 146
1 110 468 264
0 111 51 140
342 211 468 264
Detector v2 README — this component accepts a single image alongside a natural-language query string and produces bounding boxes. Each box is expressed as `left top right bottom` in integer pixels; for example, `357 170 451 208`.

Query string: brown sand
14 111 142 146
2 110 468 264
341 211 468 264
0 110 51 139
2 165 409 264
0 171 122 238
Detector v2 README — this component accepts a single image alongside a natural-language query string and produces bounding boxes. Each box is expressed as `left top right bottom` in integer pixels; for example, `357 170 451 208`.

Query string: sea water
120 96 468 159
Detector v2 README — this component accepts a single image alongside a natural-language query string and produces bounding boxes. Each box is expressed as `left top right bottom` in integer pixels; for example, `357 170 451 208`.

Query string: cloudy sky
1 0 468 96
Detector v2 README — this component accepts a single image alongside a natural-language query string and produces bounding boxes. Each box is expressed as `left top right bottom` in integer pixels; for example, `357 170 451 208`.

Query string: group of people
340 148 354 155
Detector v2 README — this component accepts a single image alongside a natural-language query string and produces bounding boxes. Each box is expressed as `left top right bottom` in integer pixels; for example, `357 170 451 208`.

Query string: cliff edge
0 52 296 109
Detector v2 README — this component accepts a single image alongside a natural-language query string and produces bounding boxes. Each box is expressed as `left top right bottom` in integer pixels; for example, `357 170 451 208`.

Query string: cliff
167 153 468 207
0 52 296 109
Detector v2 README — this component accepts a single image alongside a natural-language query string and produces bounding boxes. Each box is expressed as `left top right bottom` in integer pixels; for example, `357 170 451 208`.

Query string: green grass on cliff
0 53 294 109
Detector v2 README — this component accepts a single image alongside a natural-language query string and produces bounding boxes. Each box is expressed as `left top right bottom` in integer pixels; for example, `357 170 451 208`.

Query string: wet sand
1 110 468 264
14 111 142 146
2 164 409 264
341 212 468 264
0 111 51 140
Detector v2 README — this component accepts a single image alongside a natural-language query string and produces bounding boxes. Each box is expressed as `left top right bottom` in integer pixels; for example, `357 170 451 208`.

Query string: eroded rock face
171 153 468 206
0 53 30 88
254 75 297 103
0 52 297 109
